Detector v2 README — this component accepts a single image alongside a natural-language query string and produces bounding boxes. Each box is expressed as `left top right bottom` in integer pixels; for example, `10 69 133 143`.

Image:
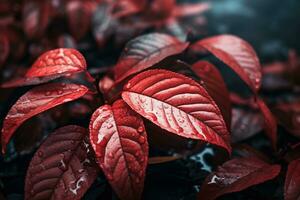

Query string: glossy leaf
198 157 281 200
256 98 277 150
122 69 231 153
114 33 189 83
89 99 148 200
1 83 88 153
192 61 231 129
26 48 87 78
25 125 98 200
191 35 262 92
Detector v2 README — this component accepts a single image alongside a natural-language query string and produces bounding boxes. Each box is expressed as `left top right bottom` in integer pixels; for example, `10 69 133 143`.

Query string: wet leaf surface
1 83 88 153
89 100 148 200
122 69 231 153
25 125 98 200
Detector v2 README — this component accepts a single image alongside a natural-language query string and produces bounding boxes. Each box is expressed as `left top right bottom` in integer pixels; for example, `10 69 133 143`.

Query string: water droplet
178 127 183 133
163 104 169 109
139 97 146 103
107 123 113 129
57 90 63 95
108 152 113 158
45 91 51 96
139 136 145 144
148 113 157 121
125 83 131 89
178 118 184 123
106 173 113 181
61 83 66 87
131 132 136 137
78 169 84 173
37 151 43 157
200 80 204 85
137 126 144 133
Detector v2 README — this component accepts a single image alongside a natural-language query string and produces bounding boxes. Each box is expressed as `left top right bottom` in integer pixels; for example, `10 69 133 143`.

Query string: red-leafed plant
0 33 287 200
1 1 300 200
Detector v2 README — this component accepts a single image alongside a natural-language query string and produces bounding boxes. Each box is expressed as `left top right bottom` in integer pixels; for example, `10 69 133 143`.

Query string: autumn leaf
1 83 88 153
114 33 189 83
89 99 148 200
26 48 87 79
191 35 262 92
192 61 231 129
122 69 231 153
198 157 281 200
25 125 98 200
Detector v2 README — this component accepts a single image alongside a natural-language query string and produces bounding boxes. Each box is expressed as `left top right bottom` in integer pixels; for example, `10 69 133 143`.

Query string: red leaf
66 0 95 40
147 0 176 19
231 107 264 143
0 75 61 88
273 101 300 138
256 98 277 150
98 75 114 95
191 35 262 92
198 157 281 200
285 159 300 200
0 32 9 68
112 0 146 18
192 61 231 129
1 83 88 153
114 33 189 83
22 1 51 39
122 69 231 153
89 99 148 200
26 48 87 78
25 125 98 200
173 2 210 17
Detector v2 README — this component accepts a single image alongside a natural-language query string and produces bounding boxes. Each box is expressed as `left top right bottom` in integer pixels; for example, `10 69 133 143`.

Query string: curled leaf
25 125 98 200
114 33 189 83
26 48 87 78
191 35 262 92
1 83 88 153
198 157 281 200
122 69 231 153
192 61 231 129
89 100 148 200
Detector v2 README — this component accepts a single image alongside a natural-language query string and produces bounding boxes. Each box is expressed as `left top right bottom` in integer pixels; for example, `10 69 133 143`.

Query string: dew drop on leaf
37 151 43 157
137 126 144 133
139 136 146 144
